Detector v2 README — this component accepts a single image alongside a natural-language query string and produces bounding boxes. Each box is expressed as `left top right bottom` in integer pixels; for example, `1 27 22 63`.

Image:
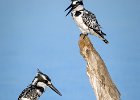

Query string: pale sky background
0 0 140 100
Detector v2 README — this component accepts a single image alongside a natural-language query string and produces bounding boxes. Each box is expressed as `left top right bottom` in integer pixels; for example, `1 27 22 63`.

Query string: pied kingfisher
18 69 62 100
65 0 109 44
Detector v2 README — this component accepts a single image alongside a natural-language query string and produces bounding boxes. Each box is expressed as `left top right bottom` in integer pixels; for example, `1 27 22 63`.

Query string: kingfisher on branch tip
65 0 109 44
18 69 62 100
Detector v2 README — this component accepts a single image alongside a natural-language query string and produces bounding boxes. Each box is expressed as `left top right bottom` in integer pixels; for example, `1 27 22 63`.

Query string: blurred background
0 0 140 99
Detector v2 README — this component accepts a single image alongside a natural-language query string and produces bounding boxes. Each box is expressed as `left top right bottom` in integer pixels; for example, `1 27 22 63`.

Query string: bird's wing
82 9 101 32
18 85 39 100
82 9 108 43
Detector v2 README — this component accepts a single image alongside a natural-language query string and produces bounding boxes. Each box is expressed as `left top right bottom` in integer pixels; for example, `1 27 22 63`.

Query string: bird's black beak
65 4 73 16
49 83 62 96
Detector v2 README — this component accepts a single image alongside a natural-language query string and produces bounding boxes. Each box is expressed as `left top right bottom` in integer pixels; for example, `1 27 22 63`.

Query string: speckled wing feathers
18 85 40 100
82 10 99 29
82 9 109 43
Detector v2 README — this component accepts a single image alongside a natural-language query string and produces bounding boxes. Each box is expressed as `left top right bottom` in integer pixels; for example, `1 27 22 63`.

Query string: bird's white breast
72 12 89 34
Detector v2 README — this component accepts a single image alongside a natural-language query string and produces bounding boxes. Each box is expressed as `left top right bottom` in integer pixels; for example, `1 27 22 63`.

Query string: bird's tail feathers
100 31 109 44
99 33 109 44
92 29 109 44
101 31 106 36
103 38 109 44
97 34 109 44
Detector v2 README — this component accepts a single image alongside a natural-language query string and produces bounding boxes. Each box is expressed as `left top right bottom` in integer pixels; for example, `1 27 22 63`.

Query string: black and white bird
65 0 109 44
18 69 62 100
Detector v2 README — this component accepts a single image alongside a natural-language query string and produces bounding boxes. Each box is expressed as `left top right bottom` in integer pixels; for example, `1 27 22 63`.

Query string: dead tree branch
78 34 120 100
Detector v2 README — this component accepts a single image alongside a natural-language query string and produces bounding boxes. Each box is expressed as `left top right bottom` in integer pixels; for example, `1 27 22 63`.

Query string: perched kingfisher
65 0 109 44
18 69 62 100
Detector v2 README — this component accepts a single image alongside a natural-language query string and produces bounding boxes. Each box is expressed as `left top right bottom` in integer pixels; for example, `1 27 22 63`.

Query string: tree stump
78 34 120 100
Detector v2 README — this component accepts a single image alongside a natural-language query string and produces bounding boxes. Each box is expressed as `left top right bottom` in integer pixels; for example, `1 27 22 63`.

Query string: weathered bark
78 34 120 100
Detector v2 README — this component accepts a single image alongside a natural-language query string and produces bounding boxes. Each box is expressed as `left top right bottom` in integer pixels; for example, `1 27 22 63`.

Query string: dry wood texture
78 34 120 100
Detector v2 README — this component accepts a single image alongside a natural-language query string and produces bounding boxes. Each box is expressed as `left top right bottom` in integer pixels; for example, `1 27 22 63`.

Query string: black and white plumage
18 69 62 100
65 0 109 44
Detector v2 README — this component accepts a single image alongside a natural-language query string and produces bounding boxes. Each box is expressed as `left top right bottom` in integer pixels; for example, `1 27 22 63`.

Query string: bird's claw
80 33 88 39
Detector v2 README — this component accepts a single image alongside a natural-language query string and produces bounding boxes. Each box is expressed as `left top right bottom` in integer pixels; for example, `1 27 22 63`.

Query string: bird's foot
80 33 88 39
